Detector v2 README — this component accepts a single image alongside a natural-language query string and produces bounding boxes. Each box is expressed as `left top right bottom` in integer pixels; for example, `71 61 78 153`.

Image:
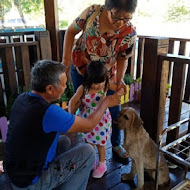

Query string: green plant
54 82 74 104
59 20 69 29
166 83 171 95
123 74 135 85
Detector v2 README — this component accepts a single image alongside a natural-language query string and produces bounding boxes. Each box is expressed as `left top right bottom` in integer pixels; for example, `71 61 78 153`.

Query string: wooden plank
166 41 186 144
28 45 39 66
5 47 17 96
140 37 169 142
167 39 175 83
130 43 136 78
156 57 169 137
0 77 6 116
0 41 38 48
0 49 9 98
59 30 66 61
15 46 25 90
0 48 17 98
21 46 31 91
184 61 190 103
44 0 60 61
34 31 52 60
36 44 40 61
159 54 190 64
136 37 144 78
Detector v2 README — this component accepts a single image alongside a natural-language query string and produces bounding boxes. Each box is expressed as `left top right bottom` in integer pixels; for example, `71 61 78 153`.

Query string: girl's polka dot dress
78 91 112 146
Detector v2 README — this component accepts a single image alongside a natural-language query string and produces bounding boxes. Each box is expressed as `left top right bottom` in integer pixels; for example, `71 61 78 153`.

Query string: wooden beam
44 0 60 61
140 37 169 142
166 41 187 144
136 37 145 78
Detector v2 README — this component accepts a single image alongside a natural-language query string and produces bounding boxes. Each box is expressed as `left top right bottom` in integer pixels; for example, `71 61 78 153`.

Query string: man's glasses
110 11 132 23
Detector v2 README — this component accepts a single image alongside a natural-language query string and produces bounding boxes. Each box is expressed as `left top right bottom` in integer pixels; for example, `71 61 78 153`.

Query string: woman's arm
68 85 84 114
116 59 128 93
62 24 80 68
109 82 117 91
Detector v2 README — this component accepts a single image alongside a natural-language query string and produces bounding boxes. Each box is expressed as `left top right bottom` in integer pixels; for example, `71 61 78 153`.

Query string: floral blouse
72 4 137 81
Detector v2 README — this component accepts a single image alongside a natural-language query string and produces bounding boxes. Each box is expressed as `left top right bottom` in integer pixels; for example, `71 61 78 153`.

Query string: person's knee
81 144 95 163
59 135 71 147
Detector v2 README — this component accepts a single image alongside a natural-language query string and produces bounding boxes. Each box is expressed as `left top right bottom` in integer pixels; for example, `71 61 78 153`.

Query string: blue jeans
1 136 95 190
71 64 121 147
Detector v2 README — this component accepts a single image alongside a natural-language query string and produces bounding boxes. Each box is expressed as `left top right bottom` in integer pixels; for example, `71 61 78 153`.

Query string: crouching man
2 60 122 190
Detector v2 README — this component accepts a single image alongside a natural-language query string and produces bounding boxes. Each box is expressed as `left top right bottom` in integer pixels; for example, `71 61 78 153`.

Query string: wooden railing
0 30 52 117
139 37 190 143
0 30 189 145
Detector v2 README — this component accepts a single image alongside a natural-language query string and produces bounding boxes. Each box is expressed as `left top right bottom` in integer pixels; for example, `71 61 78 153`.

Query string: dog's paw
121 173 134 181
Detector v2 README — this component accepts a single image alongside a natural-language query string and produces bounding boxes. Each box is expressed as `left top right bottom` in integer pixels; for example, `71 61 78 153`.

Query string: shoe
92 162 107 178
92 159 97 171
112 145 129 164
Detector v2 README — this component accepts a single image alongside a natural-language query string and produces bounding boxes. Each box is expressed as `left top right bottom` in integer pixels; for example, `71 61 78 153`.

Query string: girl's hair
83 61 109 92
105 0 137 13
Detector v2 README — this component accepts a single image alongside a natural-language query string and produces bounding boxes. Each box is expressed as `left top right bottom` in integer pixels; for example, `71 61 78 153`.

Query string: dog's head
117 107 143 131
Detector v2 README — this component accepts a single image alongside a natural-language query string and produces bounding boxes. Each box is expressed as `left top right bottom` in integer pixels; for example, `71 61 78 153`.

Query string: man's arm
67 93 121 133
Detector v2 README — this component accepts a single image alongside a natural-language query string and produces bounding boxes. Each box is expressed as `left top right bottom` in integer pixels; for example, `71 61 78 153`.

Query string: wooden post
136 37 145 79
140 37 169 142
184 60 190 103
166 41 187 144
167 39 175 84
35 31 52 60
44 0 60 61
0 48 17 98
59 30 66 61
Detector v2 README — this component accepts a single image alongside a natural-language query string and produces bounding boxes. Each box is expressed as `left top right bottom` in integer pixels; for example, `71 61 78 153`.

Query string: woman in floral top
62 0 137 163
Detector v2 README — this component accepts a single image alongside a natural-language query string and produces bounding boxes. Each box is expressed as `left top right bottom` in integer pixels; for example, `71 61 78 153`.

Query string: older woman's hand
104 93 121 108
117 80 127 94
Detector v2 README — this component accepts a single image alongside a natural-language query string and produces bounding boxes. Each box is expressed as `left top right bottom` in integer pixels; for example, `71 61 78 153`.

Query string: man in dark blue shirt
3 60 121 190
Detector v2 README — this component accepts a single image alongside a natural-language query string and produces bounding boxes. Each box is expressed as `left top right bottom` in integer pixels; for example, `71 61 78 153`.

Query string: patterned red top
72 4 137 81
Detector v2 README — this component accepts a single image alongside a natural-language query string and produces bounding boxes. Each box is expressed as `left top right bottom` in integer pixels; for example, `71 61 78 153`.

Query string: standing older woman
62 0 137 163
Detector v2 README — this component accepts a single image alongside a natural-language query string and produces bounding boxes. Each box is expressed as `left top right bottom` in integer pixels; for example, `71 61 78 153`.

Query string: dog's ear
133 112 143 129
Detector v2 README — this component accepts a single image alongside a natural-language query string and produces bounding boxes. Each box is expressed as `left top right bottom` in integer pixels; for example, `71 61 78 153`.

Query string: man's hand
104 93 121 108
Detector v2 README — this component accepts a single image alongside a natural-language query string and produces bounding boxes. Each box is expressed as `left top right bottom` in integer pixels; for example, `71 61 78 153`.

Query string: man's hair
83 61 108 92
105 0 137 13
30 60 67 92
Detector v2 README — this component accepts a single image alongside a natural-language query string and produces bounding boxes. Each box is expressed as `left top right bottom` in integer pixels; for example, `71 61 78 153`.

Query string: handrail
0 41 38 48
138 35 190 42
159 53 190 64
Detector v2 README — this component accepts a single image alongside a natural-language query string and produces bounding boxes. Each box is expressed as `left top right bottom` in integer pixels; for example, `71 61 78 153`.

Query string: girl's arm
68 85 84 114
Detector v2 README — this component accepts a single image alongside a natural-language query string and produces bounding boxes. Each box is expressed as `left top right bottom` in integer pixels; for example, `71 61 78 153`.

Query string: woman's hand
117 80 127 94
104 93 121 108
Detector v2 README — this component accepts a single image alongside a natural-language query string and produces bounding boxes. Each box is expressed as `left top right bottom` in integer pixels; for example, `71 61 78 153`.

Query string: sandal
112 145 129 164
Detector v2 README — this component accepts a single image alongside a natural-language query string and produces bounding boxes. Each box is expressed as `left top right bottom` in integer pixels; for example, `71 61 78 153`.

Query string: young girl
69 61 118 178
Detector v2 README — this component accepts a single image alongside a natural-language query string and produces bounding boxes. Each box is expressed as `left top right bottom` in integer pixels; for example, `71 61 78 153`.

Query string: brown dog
117 107 171 190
